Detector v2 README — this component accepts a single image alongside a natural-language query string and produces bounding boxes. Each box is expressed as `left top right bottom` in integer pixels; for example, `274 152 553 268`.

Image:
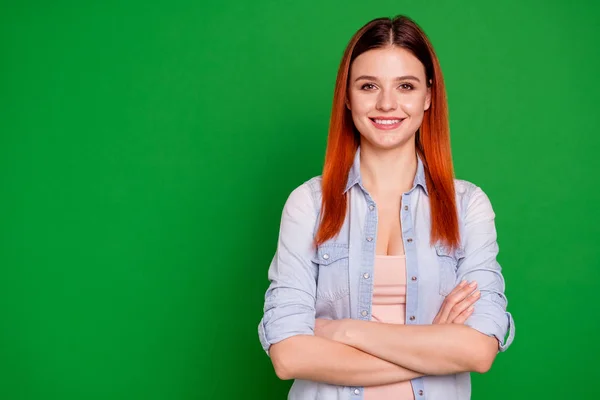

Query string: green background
1 0 598 399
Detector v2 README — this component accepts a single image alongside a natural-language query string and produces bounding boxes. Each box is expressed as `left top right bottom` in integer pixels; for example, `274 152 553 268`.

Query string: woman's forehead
350 47 426 79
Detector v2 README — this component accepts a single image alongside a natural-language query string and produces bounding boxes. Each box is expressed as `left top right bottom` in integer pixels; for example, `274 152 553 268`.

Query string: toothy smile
369 117 405 130
373 119 401 124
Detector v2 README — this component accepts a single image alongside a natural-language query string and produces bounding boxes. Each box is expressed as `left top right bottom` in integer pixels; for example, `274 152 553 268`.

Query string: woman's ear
424 85 432 111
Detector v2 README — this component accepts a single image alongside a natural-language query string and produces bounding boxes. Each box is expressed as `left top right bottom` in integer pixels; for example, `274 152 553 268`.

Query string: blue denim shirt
258 147 515 400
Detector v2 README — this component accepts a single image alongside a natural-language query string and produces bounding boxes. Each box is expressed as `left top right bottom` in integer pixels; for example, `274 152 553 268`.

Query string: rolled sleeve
257 182 318 356
460 186 515 352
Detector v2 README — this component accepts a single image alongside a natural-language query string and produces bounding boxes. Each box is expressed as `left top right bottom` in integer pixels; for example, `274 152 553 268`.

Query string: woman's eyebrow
354 75 421 83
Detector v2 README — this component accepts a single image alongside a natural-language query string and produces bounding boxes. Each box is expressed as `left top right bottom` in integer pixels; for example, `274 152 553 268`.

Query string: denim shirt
258 148 515 400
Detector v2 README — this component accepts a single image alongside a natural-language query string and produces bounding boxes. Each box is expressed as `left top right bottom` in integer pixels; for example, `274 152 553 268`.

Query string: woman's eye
361 83 376 90
399 83 414 90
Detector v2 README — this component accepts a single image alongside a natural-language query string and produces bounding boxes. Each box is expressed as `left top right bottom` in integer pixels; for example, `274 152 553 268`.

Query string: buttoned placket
357 187 377 323
351 188 378 399
402 191 426 399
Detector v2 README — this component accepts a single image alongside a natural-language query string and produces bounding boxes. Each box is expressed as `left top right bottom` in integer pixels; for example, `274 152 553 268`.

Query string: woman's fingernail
460 280 467 286
469 281 477 288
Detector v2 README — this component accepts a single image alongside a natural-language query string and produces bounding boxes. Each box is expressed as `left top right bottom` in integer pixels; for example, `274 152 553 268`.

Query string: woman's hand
433 280 480 324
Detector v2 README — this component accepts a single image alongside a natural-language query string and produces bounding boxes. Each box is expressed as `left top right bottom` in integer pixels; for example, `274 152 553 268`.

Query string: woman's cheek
399 99 418 112
352 96 377 113
399 93 428 113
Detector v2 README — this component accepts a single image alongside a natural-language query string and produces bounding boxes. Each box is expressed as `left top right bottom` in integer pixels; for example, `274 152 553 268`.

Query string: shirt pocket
435 244 464 296
311 243 350 302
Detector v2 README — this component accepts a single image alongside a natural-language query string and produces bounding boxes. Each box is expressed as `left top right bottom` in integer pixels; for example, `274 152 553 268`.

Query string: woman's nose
376 90 397 111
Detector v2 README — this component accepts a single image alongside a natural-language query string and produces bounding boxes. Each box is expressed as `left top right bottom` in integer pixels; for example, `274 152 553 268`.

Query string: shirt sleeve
460 186 515 352
257 182 319 356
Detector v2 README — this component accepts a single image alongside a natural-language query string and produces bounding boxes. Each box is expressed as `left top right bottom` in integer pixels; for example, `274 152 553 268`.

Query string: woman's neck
359 143 418 197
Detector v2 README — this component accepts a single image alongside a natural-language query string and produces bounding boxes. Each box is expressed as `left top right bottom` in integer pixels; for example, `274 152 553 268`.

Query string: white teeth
374 119 401 125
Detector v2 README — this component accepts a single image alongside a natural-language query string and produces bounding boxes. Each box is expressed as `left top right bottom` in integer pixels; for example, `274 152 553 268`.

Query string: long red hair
315 15 460 250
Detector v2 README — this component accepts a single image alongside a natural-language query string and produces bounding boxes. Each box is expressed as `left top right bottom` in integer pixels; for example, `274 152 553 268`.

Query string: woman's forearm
339 321 498 375
269 335 423 386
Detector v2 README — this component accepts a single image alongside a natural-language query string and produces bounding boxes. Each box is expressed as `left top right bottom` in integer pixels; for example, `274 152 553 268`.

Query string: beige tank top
363 255 415 400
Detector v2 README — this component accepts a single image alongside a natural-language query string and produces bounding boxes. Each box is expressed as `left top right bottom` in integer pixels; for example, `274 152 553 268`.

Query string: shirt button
361 310 368 317
418 389 424 396
409 315 416 321
354 389 360 395
404 205 408 210
366 237 373 242
369 205 375 211
322 253 329 260
363 273 370 279
411 276 417 281
407 238 413 243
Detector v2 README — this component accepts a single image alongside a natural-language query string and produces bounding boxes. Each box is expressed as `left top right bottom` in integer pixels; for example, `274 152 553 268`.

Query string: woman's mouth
369 118 404 130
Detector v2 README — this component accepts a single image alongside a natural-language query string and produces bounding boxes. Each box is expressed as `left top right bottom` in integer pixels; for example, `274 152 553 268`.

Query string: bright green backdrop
1 0 598 399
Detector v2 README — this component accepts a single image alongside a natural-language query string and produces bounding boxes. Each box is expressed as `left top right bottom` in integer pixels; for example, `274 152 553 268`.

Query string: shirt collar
343 146 429 196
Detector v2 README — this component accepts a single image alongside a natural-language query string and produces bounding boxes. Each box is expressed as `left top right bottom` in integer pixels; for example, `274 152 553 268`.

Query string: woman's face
347 46 431 150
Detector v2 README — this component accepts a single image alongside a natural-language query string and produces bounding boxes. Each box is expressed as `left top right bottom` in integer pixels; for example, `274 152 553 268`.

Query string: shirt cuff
466 311 515 352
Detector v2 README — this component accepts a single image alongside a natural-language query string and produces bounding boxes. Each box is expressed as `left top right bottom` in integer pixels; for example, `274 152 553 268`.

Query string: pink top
363 255 415 400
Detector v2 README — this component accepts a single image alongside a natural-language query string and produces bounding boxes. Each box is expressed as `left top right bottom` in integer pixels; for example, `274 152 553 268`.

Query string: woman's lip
370 118 404 130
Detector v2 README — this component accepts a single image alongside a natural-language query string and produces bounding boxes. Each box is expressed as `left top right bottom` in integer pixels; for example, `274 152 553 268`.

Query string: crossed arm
311 312 498 376
270 281 497 385
269 334 423 386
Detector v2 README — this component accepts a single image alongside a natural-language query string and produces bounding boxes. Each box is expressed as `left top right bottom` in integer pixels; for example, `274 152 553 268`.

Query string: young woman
258 15 514 400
